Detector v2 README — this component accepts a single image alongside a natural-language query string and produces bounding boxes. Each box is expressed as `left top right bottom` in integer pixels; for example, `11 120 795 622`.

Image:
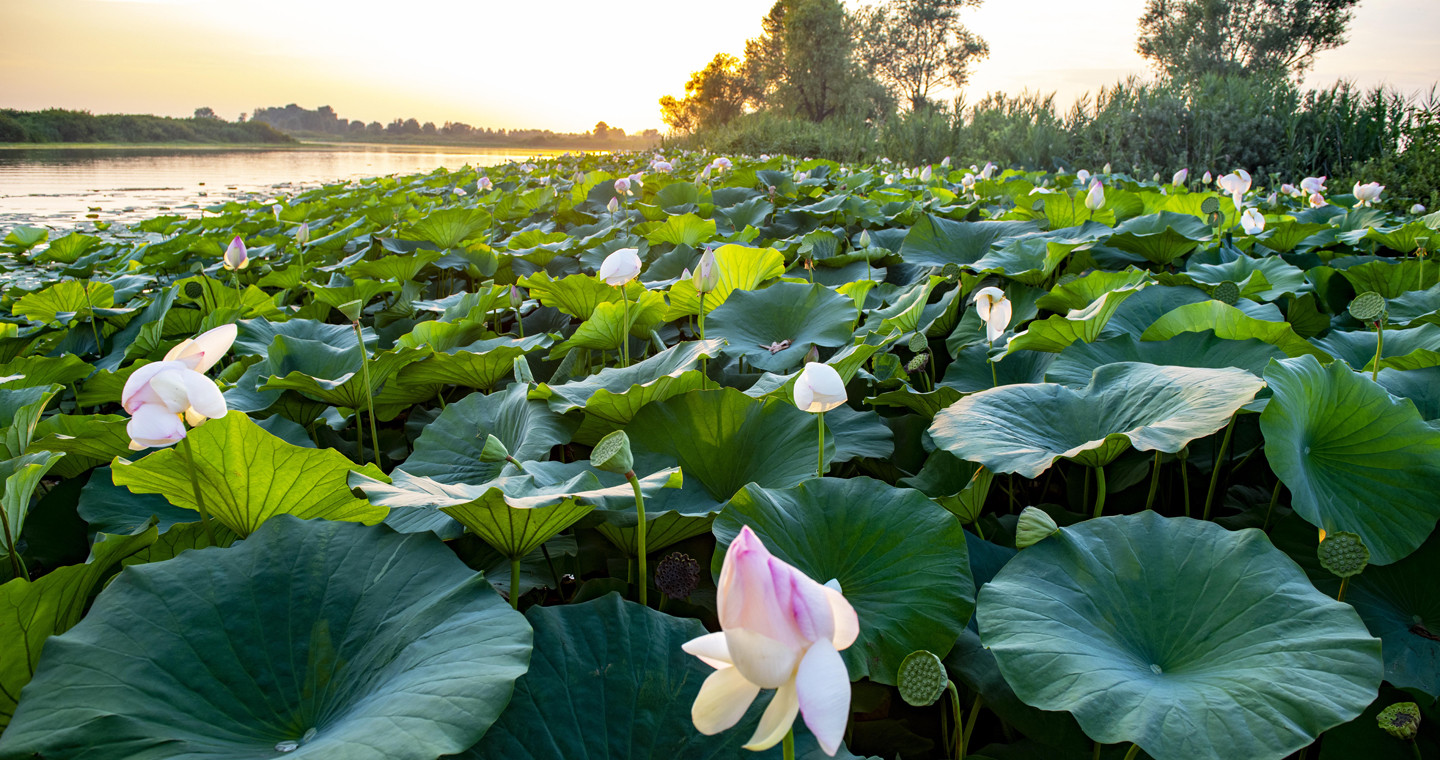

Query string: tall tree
745 0 882 122
856 0 990 112
1137 0 1362 81
659 54 749 133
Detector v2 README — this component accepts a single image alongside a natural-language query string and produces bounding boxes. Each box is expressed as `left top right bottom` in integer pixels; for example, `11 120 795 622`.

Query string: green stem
1145 451 1162 510
960 694 981 759
354 412 366 466
181 434 217 545
945 681 962 760
620 286 631 368
353 322 381 466
1412 739 1424 760
1372 320 1385 382
1202 417 1236 521
1121 743 1142 760
782 729 794 760
504 456 529 475
1092 465 1107 520
509 557 521 610
1262 479 1281 531
515 307 525 338
988 357 998 388
628 472 648 607
1336 576 1349 603
83 280 103 357
0 508 28 581
698 293 705 339
1181 460 1192 517
817 412 827 479
296 242 306 275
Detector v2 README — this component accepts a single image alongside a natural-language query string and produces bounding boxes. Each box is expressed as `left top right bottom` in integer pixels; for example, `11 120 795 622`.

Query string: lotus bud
590 429 634 476
295 222 310 245
1318 530 1369 578
920 165 932 182
1076 169 1091 185
1412 204 1427 215
804 344 821 365
980 161 996 180
599 248 642 286
1281 183 1298 196
1152 172 1161 182
940 156 951 167
1084 181 1105 211
509 285 525 309
272 204 282 219
1016 506 1060 549
453 187 467 197
478 434 511 463
1103 163 1112 174
654 551 701 600
337 299 364 322
607 197 620 214
222 235 248 270
1173 168 1188 185
1202 171 1212 184
897 650 947 707
1376 702 1421 740
693 248 720 294
1266 192 1278 206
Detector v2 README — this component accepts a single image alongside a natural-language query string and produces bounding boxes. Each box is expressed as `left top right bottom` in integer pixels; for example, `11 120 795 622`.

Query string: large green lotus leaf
1046 333 1285 387
1180 253 1307 301
400 207 492 248
714 477 972 684
628 388 826 503
533 339 724 414
978 512 1380 760
233 317 373 357
1258 220 1331 252
112 412 387 538
351 463 680 558
262 345 427 409
223 335 355 415
12 281 114 325
347 249 443 282
1141 300 1329 358
550 290 668 355
0 355 92 390
1312 323 1440 373
1337 258 1440 299
0 452 65 560
399 383 576 486
0 526 157 729
1260 355 1440 565
28 414 135 478
869 276 943 336
1105 211 1213 265
645 212 717 247
931 363 1264 478
708 282 857 372
965 237 1081 286
984 509 1376 760
461 593 856 760
518 272 635 320
396 335 550 391
1376 366 1440 420
665 244 788 319
77 466 194 535
1035 267 1152 312
0 384 60 458
1002 286 1142 356
900 215 1039 268
0 516 532 760
305 279 400 315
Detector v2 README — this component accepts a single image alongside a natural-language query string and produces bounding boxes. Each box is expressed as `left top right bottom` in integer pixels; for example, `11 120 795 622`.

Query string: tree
659 54 749 133
856 0 989 112
193 107 218 120
746 0 881 122
1137 0 1362 81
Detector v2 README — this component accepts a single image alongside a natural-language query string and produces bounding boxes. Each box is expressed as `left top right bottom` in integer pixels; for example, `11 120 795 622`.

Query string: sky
1 0 1437 134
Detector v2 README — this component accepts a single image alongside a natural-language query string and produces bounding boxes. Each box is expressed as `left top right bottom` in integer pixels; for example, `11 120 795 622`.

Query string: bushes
0 109 295 144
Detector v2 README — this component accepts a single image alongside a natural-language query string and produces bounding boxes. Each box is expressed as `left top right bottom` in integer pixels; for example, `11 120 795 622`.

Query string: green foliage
0 108 293 144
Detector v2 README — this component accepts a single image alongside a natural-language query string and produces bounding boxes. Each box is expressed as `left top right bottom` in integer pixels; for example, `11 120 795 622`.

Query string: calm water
0 144 563 229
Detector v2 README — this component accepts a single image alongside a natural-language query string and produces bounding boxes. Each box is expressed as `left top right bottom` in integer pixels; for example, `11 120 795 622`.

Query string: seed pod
1376 702 1421 740
897 650 948 707
1348 291 1387 322
654 552 701 600
1211 281 1240 305
908 332 928 353
590 429 634 476
478 434 510 464
1318 531 1369 578
1200 197 1220 215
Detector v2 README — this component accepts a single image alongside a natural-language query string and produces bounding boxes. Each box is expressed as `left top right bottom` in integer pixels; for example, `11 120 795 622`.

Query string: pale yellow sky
1 0 1436 133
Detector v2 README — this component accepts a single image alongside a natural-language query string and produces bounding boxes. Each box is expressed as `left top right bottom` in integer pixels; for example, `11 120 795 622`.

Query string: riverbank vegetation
250 104 660 150
0 108 294 145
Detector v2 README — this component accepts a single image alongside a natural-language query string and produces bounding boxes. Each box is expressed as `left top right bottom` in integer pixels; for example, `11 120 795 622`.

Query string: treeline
249 104 660 148
0 109 293 144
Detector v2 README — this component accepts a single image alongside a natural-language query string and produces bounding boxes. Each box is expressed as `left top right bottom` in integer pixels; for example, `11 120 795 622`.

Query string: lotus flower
1202 171 1212 184
1352 182 1384 207
478 176 494 191
614 177 632 195
599 247 642 286
919 166 932 182
1084 180 1105 211
1309 192 1328 208
793 362 846 413
1301 176 1327 194
980 162 997 180
694 248 720 293
940 156 951 167
1240 207 1266 235
1076 169 1091 185
1217 170 1252 208
974 286 1012 342
683 525 859 755
1172 169 1188 185
1281 183 1299 196
1413 204 1428 215
961 174 976 190
122 324 236 449
222 236 248 270
653 160 673 172
711 157 732 172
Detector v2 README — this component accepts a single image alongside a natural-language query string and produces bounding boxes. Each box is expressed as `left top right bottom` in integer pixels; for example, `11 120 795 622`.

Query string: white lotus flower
974 286 1012 343
1240 207 1266 235
1300 176 1327 194
598 248 642 286
1352 182 1384 207
1412 204 1428 215
793 362 847 414
1084 181 1105 211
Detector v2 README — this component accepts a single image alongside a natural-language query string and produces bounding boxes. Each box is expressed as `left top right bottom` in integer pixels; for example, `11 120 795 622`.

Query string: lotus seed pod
1016 507 1060 549
1211 281 1240 305
1348 291 1387 322
654 551 701 600
1200 197 1221 215
478 434 510 464
1318 531 1370 578
1376 702 1420 740
337 299 364 322
897 650 948 707
908 332 928 353
591 429 634 476
941 263 961 280
183 281 205 299
906 353 930 374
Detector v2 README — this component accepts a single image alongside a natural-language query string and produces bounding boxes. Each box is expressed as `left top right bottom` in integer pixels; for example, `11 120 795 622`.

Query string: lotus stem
1262 479 1282 530
83 280 103 357
515 306 525 338
960 693 981 759
783 728 795 760
296 242 306 274
620 286 631 368
510 557 521 610
1121 744 1142 760
627 471 648 607
1091 465 1107 520
988 357 998 388
352 321 381 466
1336 577 1349 603
1145 451 1162 511
181 434 217 545
1 509 28 581
1202 417 1236 521
1372 319 1385 381
817 411 827 479
945 681 962 760
697 293 706 339
505 455 528 474
1180 461 1192 517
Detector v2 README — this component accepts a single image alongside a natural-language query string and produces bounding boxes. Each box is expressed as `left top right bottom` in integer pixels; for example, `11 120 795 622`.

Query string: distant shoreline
0 139 655 154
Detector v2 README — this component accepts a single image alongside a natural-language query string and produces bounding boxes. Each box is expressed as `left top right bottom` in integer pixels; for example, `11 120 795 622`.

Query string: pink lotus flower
223 236 248 270
478 176 494 191
1309 192 1328 208
614 177 632 195
683 526 858 755
122 324 236 449
710 157 732 172
1301 176 1327 194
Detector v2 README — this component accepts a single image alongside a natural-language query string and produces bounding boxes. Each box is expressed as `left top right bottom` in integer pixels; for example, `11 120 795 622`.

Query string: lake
0 143 567 229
